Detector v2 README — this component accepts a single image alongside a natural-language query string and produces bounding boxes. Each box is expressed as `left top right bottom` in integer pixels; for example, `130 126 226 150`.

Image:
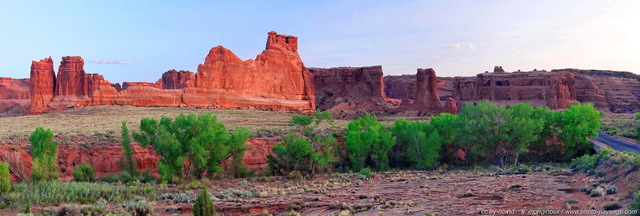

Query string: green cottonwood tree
267 111 337 177
132 113 250 182
344 113 396 171
558 103 603 159
29 127 59 181
391 120 442 169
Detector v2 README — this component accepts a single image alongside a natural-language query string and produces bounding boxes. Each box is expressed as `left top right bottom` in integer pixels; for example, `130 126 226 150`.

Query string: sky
0 1 639 83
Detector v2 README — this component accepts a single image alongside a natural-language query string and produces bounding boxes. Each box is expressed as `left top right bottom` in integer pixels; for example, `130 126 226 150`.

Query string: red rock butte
25 31 315 114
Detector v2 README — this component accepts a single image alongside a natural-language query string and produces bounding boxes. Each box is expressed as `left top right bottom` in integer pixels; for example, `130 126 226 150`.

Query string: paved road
592 130 640 154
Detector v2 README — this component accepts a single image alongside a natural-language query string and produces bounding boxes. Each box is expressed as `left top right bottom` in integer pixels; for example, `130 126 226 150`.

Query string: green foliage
125 199 154 216
72 162 96 182
29 127 59 181
454 101 543 167
430 113 458 164
193 189 216 216
121 121 137 176
132 113 250 182
558 103 603 158
630 191 640 213
344 113 396 171
570 149 612 173
0 181 157 209
227 127 251 178
358 168 372 179
0 162 10 194
391 120 441 169
270 135 314 174
268 111 337 177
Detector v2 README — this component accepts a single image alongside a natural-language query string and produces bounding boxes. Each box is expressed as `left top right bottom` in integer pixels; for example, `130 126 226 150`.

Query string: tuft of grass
564 199 579 204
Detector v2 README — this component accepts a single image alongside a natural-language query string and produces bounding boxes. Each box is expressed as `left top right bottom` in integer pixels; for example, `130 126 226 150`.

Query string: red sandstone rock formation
309 66 393 118
546 73 577 109
122 81 161 90
182 31 315 111
162 69 193 89
0 77 31 117
384 75 453 101
111 83 122 92
412 68 444 112
444 97 458 114
15 31 316 115
29 57 56 114
451 68 581 109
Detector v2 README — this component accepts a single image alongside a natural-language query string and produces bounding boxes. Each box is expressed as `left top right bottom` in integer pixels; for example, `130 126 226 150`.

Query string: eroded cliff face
309 66 394 118
29 57 56 114
385 67 640 112
162 69 193 89
183 31 315 111
384 75 453 101
453 70 579 109
396 68 456 114
20 31 315 115
0 77 30 117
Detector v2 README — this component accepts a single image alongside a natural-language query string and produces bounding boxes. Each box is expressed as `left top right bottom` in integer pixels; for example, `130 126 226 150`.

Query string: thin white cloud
444 43 462 49
433 55 460 61
468 44 477 50
90 60 134 65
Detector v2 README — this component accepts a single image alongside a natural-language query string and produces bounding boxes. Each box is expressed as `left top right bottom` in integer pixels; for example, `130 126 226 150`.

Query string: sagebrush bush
605 186 618 194
589 188 603 197
193 189 216 216
72 162 96 182
0 162 10 194
0 181 157 209
125 199 154 216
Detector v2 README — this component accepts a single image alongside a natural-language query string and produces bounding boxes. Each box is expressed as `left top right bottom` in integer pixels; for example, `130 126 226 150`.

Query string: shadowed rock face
20 31 315 115
412 68 444 112
162 69 193 89
309 66 389 112
0 77 31 117
385 67 640 113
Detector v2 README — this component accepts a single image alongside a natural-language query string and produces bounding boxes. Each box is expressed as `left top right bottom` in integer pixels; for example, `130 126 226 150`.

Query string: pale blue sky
0 1 638 83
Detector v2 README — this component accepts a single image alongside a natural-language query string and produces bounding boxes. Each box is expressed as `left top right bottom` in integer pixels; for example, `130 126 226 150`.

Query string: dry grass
0 105 349 139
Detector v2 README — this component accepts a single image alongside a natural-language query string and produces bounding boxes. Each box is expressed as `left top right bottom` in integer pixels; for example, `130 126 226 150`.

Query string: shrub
0 162 10 194
358 168 372 179
516 165 532 174
603 202 622 210
121 121 137 176
630 191 640 213
193 189 216 216
268 112 337 177
125 199 154 216
72 162 96 182
589 188 603 197
29 127 59 181
564 199 578 204
605 186 618 194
